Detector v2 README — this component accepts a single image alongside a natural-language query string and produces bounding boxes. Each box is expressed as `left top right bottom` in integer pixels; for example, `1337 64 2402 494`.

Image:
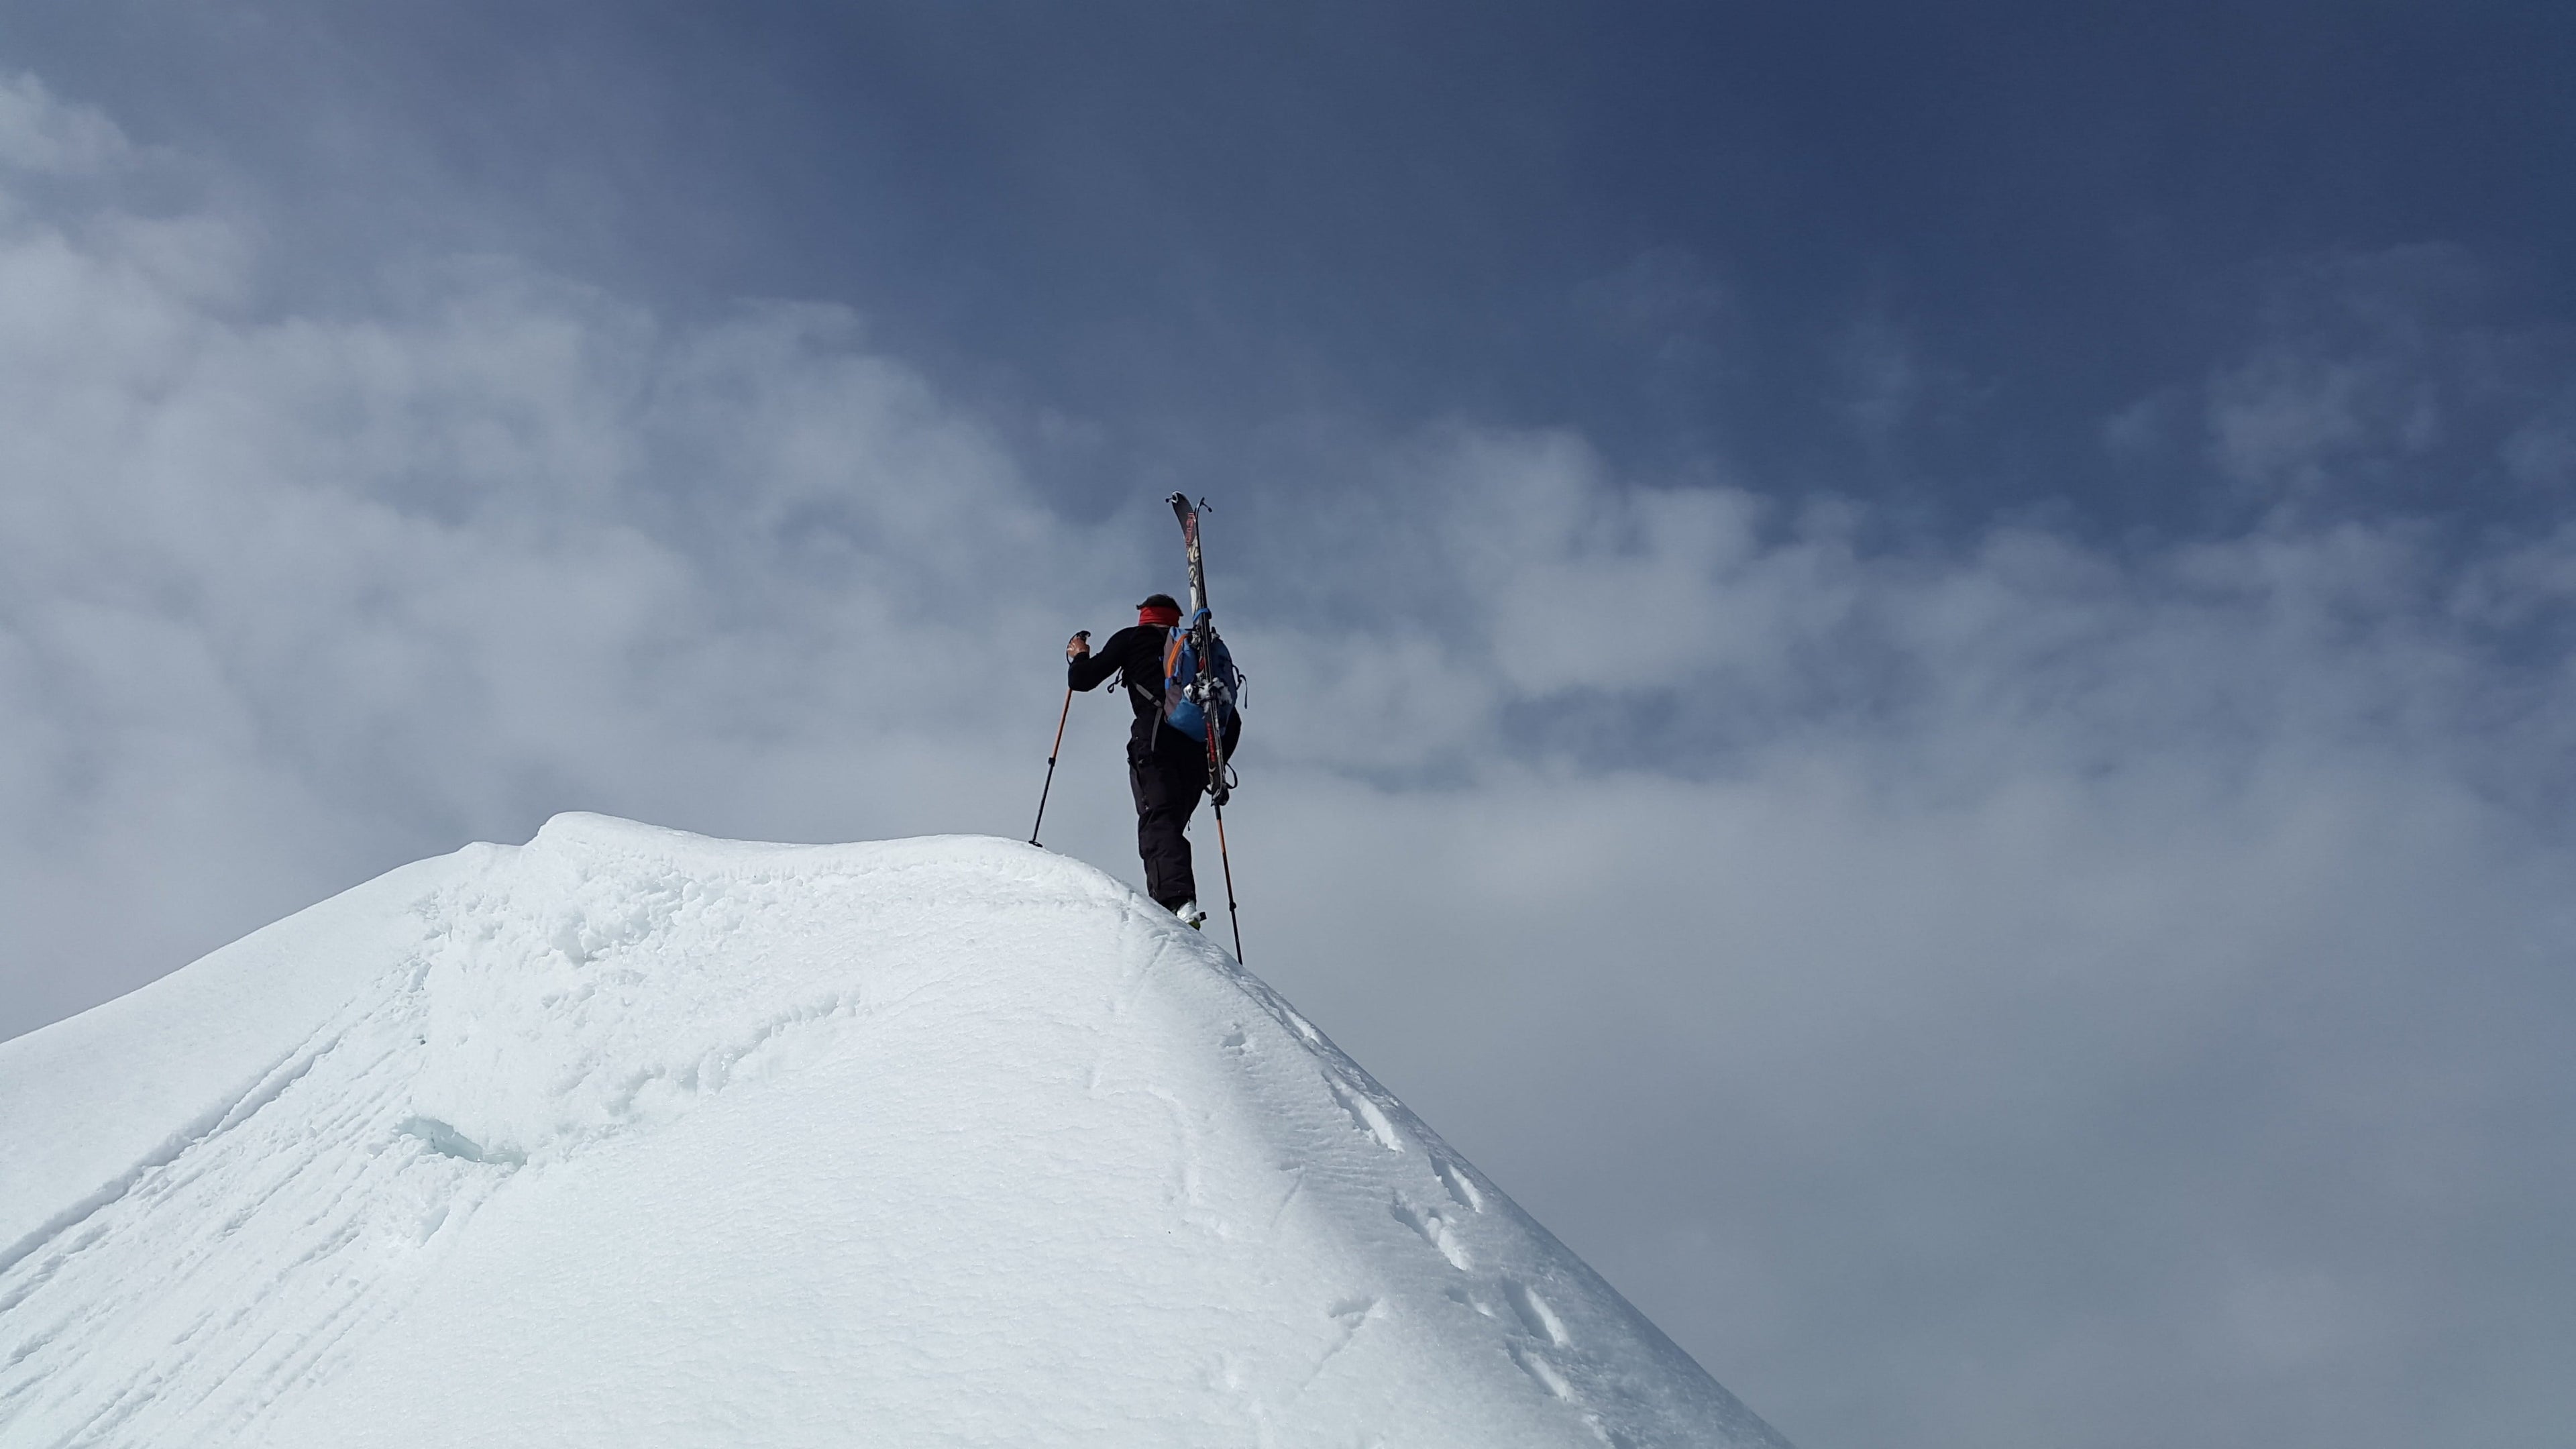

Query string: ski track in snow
0 814 1786 1448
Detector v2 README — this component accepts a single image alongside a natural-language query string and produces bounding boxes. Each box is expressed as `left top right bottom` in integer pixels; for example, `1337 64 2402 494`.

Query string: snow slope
0 814 1786 1448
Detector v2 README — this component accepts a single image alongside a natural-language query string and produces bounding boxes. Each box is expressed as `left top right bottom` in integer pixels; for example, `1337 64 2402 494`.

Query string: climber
1066 593 1240 926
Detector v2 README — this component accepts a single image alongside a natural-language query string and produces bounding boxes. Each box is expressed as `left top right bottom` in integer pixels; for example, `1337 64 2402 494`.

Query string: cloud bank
2 72 2573 1448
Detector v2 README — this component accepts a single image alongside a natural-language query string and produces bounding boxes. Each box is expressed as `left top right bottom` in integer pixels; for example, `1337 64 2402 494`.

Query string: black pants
1128 750 1207 910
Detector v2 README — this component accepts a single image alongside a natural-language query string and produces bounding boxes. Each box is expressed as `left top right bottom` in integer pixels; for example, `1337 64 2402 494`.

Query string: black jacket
1069 623 1240 765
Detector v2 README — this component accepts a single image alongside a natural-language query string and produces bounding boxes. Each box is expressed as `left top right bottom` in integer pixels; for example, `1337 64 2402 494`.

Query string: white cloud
0 73 129 178
2209 342 2440 496
2198 245 2566 509
0 165 1153 1034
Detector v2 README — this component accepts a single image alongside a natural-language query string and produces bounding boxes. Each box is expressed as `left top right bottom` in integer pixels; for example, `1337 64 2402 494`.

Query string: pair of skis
1026 495 1244 961
1169 493 1232 810
1168 493 1244 960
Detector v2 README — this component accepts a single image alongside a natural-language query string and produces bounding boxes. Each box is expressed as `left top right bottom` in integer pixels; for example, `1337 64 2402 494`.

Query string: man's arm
1067 627 1129 691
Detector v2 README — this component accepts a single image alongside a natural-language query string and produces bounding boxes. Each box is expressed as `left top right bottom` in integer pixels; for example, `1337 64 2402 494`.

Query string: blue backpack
1160 611 1242 744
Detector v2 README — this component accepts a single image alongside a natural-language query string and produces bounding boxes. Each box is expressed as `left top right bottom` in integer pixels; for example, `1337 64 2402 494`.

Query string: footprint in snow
1326 1075 1403 1152
1430 1152 1485 1213
1389 1196 1474 1272
1502 1277 1571 1347
1511 1340 1576 1401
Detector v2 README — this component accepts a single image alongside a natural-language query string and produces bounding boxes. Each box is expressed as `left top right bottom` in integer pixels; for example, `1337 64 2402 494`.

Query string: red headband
1138 603 1182 627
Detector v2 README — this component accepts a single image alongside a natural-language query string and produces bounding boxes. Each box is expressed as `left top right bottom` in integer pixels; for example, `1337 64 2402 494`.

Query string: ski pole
1212 796 1244 961
1028 685 1076 847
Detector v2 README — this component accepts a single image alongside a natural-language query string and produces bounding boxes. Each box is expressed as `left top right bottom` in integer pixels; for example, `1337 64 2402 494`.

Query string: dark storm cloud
2 8 2575 1448
15 1 2573 528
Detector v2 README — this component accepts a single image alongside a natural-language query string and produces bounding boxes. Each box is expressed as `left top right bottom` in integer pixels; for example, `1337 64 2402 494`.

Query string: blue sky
2 5 2573 1446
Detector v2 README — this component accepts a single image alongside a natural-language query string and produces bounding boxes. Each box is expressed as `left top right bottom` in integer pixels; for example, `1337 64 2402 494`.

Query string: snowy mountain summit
1 814 1788 1448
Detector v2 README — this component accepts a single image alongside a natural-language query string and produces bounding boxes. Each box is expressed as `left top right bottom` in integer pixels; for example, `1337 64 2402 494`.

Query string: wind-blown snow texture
0 815 1785 1448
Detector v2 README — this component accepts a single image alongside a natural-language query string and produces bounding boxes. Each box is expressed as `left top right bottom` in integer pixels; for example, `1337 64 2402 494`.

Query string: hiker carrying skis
1067 592 1240 927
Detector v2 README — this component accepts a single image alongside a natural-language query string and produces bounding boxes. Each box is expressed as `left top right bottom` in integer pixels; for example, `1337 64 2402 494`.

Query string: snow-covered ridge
0 814 1786 1447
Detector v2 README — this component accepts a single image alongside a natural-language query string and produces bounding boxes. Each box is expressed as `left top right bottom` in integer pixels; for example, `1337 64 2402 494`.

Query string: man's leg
1128 753 1203 910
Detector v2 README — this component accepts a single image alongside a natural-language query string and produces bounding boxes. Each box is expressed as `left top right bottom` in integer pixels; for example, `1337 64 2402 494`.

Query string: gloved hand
1066 630 1092 661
